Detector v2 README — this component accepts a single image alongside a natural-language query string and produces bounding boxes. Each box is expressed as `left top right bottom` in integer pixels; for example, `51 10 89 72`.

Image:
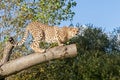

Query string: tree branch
0 37 77 79
0 37 15 66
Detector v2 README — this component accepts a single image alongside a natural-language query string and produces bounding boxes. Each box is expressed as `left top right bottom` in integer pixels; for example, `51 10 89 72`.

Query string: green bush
6 51 120 80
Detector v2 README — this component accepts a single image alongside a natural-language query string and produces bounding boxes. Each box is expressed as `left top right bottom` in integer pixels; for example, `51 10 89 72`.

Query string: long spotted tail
17 29 29 46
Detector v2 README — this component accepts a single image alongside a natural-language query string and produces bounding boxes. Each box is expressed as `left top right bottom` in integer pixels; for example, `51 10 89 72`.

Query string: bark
0 43 77 79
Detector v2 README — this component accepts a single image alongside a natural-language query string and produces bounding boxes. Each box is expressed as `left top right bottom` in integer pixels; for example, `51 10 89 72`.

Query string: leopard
16 21 79 53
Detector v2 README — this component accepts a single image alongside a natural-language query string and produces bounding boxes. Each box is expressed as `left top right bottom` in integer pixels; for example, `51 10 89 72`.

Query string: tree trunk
0 43 77 79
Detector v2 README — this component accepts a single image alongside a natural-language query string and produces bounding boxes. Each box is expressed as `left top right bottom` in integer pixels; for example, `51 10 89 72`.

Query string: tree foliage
0 0 76 27
108 27 120 52
70 25 110 53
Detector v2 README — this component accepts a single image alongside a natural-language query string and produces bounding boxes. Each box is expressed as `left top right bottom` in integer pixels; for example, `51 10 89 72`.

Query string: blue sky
61 0 120 32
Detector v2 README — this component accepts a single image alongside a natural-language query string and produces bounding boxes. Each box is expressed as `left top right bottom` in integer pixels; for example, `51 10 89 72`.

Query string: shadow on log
0 37 77 79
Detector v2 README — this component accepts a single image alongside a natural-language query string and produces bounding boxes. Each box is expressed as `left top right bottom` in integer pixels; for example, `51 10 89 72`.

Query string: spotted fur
17 22 79 53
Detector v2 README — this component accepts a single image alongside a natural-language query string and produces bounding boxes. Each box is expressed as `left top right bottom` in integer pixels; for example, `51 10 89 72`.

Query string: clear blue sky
61 0 120 32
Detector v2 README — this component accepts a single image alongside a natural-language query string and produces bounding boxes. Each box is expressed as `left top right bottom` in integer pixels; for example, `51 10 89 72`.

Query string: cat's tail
16 28 29 46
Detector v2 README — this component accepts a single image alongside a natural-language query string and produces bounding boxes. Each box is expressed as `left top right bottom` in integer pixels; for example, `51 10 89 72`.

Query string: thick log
0 44 77 79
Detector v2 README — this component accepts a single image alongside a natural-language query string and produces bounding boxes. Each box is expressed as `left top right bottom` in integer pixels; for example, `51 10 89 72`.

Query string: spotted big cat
17 22 79 53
